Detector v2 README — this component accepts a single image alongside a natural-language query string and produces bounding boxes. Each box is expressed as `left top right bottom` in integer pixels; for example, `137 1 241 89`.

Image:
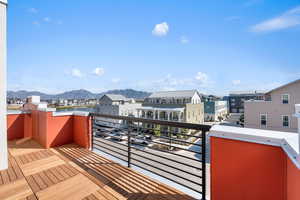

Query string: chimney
0 0 8 170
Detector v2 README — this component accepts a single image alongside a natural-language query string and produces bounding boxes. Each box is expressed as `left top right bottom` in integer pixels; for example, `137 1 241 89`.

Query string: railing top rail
90 112 211 131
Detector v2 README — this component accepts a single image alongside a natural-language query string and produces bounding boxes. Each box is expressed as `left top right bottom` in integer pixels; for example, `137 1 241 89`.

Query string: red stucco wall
46 113 74 148
287 157 300 200
6 112 91 149
211 137 287 200
7 114 25 140
73 115 91 149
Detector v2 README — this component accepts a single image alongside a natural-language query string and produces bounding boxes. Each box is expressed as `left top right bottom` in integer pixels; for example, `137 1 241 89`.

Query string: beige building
245 79 300 133
138 90 204 133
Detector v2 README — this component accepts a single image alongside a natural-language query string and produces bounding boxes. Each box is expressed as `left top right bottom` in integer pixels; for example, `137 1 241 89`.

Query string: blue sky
7 0 300 95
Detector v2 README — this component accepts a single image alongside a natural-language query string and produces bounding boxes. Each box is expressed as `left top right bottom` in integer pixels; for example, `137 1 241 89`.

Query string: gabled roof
149 90 200 98
266 79 300 95
104 94 128 101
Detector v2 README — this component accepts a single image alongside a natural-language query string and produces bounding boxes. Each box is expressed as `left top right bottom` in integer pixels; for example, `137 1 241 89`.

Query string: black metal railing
90 113 211 199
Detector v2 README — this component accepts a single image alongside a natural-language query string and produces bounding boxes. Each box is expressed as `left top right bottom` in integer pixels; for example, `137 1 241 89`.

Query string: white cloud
28 8 38 14
152 22 169 37
112 78 120 83
195 72 209 84
93 67 105 76
180 36 189 44
71 68 83 78
43 17 51 22
232 80 241 85
250 6 300 33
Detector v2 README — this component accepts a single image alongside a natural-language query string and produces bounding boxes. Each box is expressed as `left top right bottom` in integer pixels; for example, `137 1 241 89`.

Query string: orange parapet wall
73 115 91 149
7 114 25 140
7 112 91 149
211 137 287 200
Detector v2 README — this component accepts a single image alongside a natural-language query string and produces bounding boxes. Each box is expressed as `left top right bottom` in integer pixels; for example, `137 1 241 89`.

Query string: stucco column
0 0 8 170
167 111 170 121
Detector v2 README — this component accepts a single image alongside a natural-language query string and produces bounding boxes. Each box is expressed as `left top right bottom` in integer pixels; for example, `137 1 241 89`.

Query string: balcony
1 109 210 200
3 105 300 200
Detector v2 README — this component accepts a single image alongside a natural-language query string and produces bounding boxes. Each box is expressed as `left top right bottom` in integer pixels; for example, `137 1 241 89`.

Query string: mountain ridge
7 89 151 100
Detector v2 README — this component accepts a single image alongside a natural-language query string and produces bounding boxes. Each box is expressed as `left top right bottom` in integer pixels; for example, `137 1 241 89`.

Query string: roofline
0 0 7 6
148 89 201 98
266 79 300 95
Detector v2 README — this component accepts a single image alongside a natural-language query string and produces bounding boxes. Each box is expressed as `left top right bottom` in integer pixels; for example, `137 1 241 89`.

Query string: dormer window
281 94 289 104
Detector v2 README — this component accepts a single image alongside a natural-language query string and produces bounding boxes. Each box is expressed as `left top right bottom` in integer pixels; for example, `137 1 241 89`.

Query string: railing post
202 130 206 200
127 120 132 168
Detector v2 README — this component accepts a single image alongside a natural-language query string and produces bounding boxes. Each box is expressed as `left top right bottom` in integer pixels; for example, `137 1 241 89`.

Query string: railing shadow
55 145 196 200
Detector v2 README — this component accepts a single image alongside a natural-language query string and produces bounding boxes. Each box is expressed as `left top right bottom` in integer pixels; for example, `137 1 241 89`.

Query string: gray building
95 94 142 127
228 91 265 113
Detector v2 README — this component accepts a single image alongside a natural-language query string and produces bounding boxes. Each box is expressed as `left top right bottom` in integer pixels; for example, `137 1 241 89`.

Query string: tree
154 125 161 137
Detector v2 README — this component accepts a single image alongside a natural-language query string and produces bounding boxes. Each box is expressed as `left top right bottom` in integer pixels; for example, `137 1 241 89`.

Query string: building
244 79 300 133
138 90 204 133
228 90 265 113
95 94 142 127
204 100 228 122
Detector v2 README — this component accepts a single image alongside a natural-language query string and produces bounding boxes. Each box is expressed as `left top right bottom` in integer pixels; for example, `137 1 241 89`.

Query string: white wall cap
7 110 30 115
38 108 56 112
209 125 300 169
52 111 90 117
73 111 90 116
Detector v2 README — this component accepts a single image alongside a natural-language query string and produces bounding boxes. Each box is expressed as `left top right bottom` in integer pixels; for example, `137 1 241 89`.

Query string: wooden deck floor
0 139 195 200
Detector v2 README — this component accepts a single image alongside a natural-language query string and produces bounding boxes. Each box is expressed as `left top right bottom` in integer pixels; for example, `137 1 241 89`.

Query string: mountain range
7 89 151 100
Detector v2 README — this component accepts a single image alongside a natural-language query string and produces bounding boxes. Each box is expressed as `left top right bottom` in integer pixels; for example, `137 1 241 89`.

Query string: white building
95 94 142 127
138 90 204 124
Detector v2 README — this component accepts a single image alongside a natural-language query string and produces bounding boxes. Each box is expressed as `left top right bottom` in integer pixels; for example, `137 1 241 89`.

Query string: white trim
281 93 290 104
282 115 290 128
260 113 267 128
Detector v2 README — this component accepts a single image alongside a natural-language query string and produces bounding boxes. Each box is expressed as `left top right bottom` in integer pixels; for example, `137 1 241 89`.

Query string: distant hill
7 89 151 100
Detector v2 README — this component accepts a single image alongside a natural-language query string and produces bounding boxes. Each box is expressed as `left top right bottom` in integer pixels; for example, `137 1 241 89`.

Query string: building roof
104 94 128 101
266 79 300 95
149 90 199 98
229 90 266 96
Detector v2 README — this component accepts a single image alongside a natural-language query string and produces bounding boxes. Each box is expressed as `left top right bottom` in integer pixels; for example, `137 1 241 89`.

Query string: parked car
111 132 128 141
95 130 110 138
130 135 149 145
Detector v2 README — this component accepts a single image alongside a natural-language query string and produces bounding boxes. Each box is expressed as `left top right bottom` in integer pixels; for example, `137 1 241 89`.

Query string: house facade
138 90 204 124
245 79 300 133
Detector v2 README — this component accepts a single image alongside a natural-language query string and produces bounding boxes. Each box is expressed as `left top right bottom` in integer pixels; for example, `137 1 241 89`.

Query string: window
282 115 289 128
282 94 289 104
260 114 267 127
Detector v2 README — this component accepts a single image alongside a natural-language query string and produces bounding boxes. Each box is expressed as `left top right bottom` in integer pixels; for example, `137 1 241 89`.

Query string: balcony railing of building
90 113 211 199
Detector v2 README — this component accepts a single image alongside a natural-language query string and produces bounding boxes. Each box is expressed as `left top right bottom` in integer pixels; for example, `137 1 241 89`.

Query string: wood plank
21 156 65 176
32 174 47 191
26 176 41 193
0 170 10 184
43 169 60 184
36 173 100 200
0 178 33 200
